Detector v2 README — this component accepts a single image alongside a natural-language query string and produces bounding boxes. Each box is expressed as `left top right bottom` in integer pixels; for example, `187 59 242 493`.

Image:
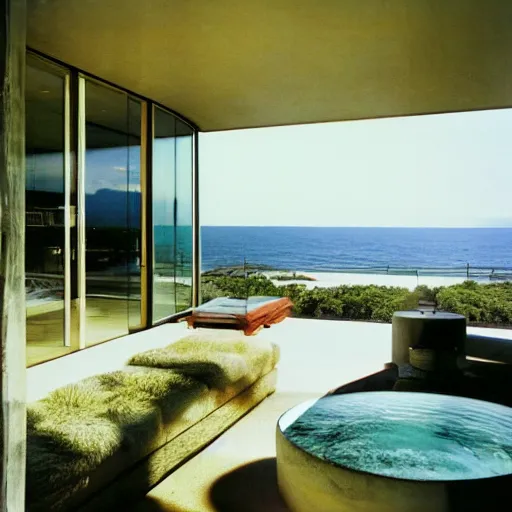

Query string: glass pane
175 120 194 312
153 107 177 322
25 55 70 366
84 80 142 345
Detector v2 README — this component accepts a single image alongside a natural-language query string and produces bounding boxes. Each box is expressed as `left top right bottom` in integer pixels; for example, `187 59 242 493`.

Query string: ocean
200 226 512 273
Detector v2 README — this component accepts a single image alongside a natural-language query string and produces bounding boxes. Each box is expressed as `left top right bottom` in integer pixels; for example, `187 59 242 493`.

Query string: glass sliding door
83 79 142 346
152 107 177 322
175 120 194 312
25 54 72 366
25 51 197 366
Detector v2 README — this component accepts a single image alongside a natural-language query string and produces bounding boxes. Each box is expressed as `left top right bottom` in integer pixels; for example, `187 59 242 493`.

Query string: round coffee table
276 392 512 512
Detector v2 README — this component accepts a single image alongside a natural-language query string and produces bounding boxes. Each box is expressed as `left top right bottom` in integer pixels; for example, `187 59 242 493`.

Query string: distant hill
27 188 190 228
86 188 141 228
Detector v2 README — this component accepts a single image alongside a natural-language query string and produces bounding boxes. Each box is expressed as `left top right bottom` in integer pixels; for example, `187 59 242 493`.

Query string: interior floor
27 297 140 366
27 280 192 366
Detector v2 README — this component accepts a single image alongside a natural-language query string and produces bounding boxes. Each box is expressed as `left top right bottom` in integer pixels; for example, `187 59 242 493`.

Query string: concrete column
0 0 27 510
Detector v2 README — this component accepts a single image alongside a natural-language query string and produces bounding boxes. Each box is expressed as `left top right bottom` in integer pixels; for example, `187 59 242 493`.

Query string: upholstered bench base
77 368 277 512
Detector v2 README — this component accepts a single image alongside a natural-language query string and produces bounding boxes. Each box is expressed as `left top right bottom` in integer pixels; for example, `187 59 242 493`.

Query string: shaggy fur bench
26 332 279 512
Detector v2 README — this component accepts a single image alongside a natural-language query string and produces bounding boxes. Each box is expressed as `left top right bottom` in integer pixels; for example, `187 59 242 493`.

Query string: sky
199 108 512 228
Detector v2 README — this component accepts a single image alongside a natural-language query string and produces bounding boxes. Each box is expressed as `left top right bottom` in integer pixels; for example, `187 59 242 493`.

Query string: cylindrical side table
391 311 466 368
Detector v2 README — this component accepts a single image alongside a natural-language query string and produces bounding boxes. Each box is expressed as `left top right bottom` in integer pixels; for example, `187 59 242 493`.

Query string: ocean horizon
202 225 512 229
199 226 512 273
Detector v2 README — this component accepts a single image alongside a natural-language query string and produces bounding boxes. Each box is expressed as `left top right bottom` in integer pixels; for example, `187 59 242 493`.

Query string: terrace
26 315 512 511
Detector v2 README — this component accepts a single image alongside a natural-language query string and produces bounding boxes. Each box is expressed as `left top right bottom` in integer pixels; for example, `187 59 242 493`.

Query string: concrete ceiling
27 0 512 132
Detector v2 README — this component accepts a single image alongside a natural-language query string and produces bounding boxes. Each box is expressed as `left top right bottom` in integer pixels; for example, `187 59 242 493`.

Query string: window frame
26 48 199 366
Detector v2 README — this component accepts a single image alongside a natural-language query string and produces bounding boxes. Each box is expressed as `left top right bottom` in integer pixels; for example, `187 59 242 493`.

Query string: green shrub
200 274 512 326
436 281 512 324
273 273 316 281
414 285 437 303
200 281 224 303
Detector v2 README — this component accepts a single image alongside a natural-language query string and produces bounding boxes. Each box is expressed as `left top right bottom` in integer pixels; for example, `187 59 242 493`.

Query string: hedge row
201 275 512 326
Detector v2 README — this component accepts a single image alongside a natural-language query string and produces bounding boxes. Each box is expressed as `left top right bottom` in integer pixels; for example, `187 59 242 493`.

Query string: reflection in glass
128 98 142 329
84 80 142 345
153 107 177 322
25 55 70 366
175 119 194 312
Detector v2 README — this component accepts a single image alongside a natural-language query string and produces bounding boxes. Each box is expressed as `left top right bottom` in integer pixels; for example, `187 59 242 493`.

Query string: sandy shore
157 271 505 293
264 271 497 291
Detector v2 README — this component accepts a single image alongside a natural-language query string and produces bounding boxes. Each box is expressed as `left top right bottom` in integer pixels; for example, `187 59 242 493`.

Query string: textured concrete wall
0 0 27 510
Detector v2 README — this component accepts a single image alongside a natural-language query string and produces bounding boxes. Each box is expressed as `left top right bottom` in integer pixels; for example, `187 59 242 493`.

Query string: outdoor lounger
185 296 293 335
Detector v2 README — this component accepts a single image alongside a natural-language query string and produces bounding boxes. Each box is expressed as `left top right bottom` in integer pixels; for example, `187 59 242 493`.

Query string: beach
264 271 497 291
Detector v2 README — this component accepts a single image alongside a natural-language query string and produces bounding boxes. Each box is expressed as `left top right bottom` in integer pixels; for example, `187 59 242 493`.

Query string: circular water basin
276 392 512 512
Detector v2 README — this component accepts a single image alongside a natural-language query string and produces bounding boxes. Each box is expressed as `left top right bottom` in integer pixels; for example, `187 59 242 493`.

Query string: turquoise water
280 392 512 481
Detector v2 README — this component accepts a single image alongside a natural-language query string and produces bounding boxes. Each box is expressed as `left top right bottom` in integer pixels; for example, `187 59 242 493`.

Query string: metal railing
202 263 512 281
26 208 65 227
311 264 512 281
